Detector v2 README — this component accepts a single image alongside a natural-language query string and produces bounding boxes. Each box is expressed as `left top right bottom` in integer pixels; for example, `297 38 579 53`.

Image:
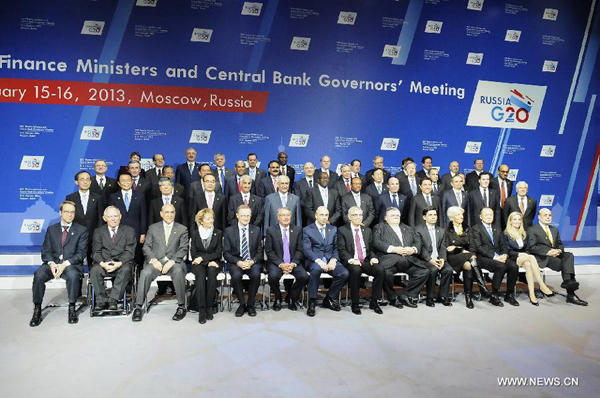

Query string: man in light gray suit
263 175 302 232
132 204 189 322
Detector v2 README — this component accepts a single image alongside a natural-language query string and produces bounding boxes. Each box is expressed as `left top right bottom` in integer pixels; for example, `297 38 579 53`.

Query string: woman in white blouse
504 212 554 305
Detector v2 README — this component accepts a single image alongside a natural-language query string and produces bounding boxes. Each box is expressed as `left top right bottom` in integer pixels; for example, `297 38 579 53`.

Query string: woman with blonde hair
504 211 554 305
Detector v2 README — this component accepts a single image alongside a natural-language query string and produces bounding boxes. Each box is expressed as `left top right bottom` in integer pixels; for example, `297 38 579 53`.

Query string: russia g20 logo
189 130 212 144
380 138 399 151
464 141 482 154
382 45 400 58
539 195 554 206
490 89 535 124
289 134 310 148
508 169 519 181
540 145 556 157
291 37 311 51
467 0 484 11
338 11 357 25
191 28 213 42
242 2 263 16
543 8 558 21
81 21 105 36
80 126 104 141
425 21 443 34
20 156 45 170
542 61 558 73
136 0 157 6
505 30 521 42
20 219 45 233
466 53 483 65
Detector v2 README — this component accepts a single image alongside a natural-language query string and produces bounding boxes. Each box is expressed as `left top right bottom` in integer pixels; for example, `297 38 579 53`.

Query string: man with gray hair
502 181 537 229
264 175 302 231
148 178 187 227
365 155 391 186
212 152 233 195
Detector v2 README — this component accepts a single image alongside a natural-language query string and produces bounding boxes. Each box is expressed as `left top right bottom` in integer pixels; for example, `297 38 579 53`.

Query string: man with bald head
319 155 338 188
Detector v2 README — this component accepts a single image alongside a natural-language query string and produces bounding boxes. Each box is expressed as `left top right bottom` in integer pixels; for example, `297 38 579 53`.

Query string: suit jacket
413 224 447 262
41 223 88 272
227 193 264 227
337 224 375 263
468 188 501 228
142 222 189 265
441 189 469 227
263 192 302 230
108 190 147 238
365 168 391 186
317 169 338 188
305 186 341 226
117 165 146 179
527 224 564 266
465 171 482 192
504 232 530 260
258 175 281 197
372 222 424 269
439 172 457 193
302 223 339 266
375 192 407 223
91 224 137 266
416 169 429 180
364 183 389 201
190 227 223 266
339 192 375 227
149 181 185 201
175 162 200 190
265 224 304 267
396 174 421 198
186 180 222 214
223 224 264 265
244 167 267 185
190 191 227 232
212 167 234 194
280 165 296 188
503 195 537 230
90 175 117 206
471 223 508 259
294 177 316 201
223 175 256 198
148 196 187 227
333 177 353 198
408 193 442 227
489 177 514 201
65 191 104 238
131 176 151 202
145 167 162 187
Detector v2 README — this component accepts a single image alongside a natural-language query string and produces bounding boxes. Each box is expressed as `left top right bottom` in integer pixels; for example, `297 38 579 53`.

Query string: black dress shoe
29 307 42 327
307 300 316 317
466 295 474 309
68 305 79 324
529 297 539 306
247 306 257 317
235 304 246 317
567 295 588 306
425 297 435 307
398 296 417 308
441 297 453 307
132 307 143 322
172 306 187 321
504 294 520 306
199 310 207 324
322 295 342 311
288 300 298 311
489 295 504 307
351 303 362 315
389 299 404 309
272 300 282 312
369 300 383 314
206 307 214 321
541 290 555 298
108 299 118 311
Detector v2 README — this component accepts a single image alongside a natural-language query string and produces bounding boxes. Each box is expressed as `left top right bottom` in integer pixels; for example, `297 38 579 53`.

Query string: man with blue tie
442 174 469 227
375 177 407 223
245 153 267 184
302 206 349 317
109 173 147 246
175 147 200 191
263 175 302 231
212 153 233 195
30 201 88 326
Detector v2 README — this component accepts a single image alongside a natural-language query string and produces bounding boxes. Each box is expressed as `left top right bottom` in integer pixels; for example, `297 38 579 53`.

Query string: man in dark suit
396 161 421 199
334 164 354 197
190 174 227 232
414 207 453 306
305 172 341 226
128 160 151 202
263 176 302 230
319 155 338 188
528 209 587 305
408 178 442 227
503 181 537 229
224 160 256 198
468 172 501 228
148 179 187 226
278 151 296 188
212 152 234 195
227 175 264 227
375 177 407 224
302 206 349 317
465 158 485 192
109 173 147 246
90 206 136 311
257 160 281 197
416 156 433 179
365 155 391 186
338 206 384 315
429 168 441 196
294 162 316 226
90 159 118 206
187 164 222 214
66 170 104 266
265 207 308 311
350 159 367 187
175 147 200 191
372 207 429 308
339 177 375 227
244 153 267 184
489 165 514 223
364 169 389 200
150 165 185 200
441 174 469 227
145 153 166 187
471 207 519 307
132 204 189 322
224 205 264 317
30 201 88 327
439 161 460 192
117 151 146 179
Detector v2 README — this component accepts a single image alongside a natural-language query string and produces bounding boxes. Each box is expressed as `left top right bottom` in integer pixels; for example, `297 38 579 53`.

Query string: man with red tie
489 164 513 229
257 160 281 197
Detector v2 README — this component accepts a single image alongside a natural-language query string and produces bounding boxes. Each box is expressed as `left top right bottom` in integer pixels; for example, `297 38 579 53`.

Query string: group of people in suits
29 151 589 326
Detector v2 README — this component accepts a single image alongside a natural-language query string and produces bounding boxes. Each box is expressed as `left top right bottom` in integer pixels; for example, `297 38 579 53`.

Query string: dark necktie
99 177 105 190
483 189 488 207
392 194 398 208
132 178 138 191
354 228 364 262
425 195 431 206
241 228 250 260
111 228 116 243
309 179 313 188
61 226 68 247
282 228 291 263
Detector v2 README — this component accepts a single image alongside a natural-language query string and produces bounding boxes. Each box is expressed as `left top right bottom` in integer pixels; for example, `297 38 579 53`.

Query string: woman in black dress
443 206 490 308
190 208 223 324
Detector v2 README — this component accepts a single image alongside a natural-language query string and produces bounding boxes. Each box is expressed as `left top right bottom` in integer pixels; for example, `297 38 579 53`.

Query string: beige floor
1 274 599 398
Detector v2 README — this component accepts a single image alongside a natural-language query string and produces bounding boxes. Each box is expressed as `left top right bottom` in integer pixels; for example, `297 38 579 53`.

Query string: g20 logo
491 89 534 124
194 132 210 142
85 129 101 139
27 221 42 232
426 22 442 33
136 0 157 6
338 12 357 25
242 2 263 16
23 158 41 169
21 219 45 233
468 0 484 10
194 31 210 41
190 130 212 144
380 138 399 151
289 134 309 147
468 53 482 65
87 24 103 34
